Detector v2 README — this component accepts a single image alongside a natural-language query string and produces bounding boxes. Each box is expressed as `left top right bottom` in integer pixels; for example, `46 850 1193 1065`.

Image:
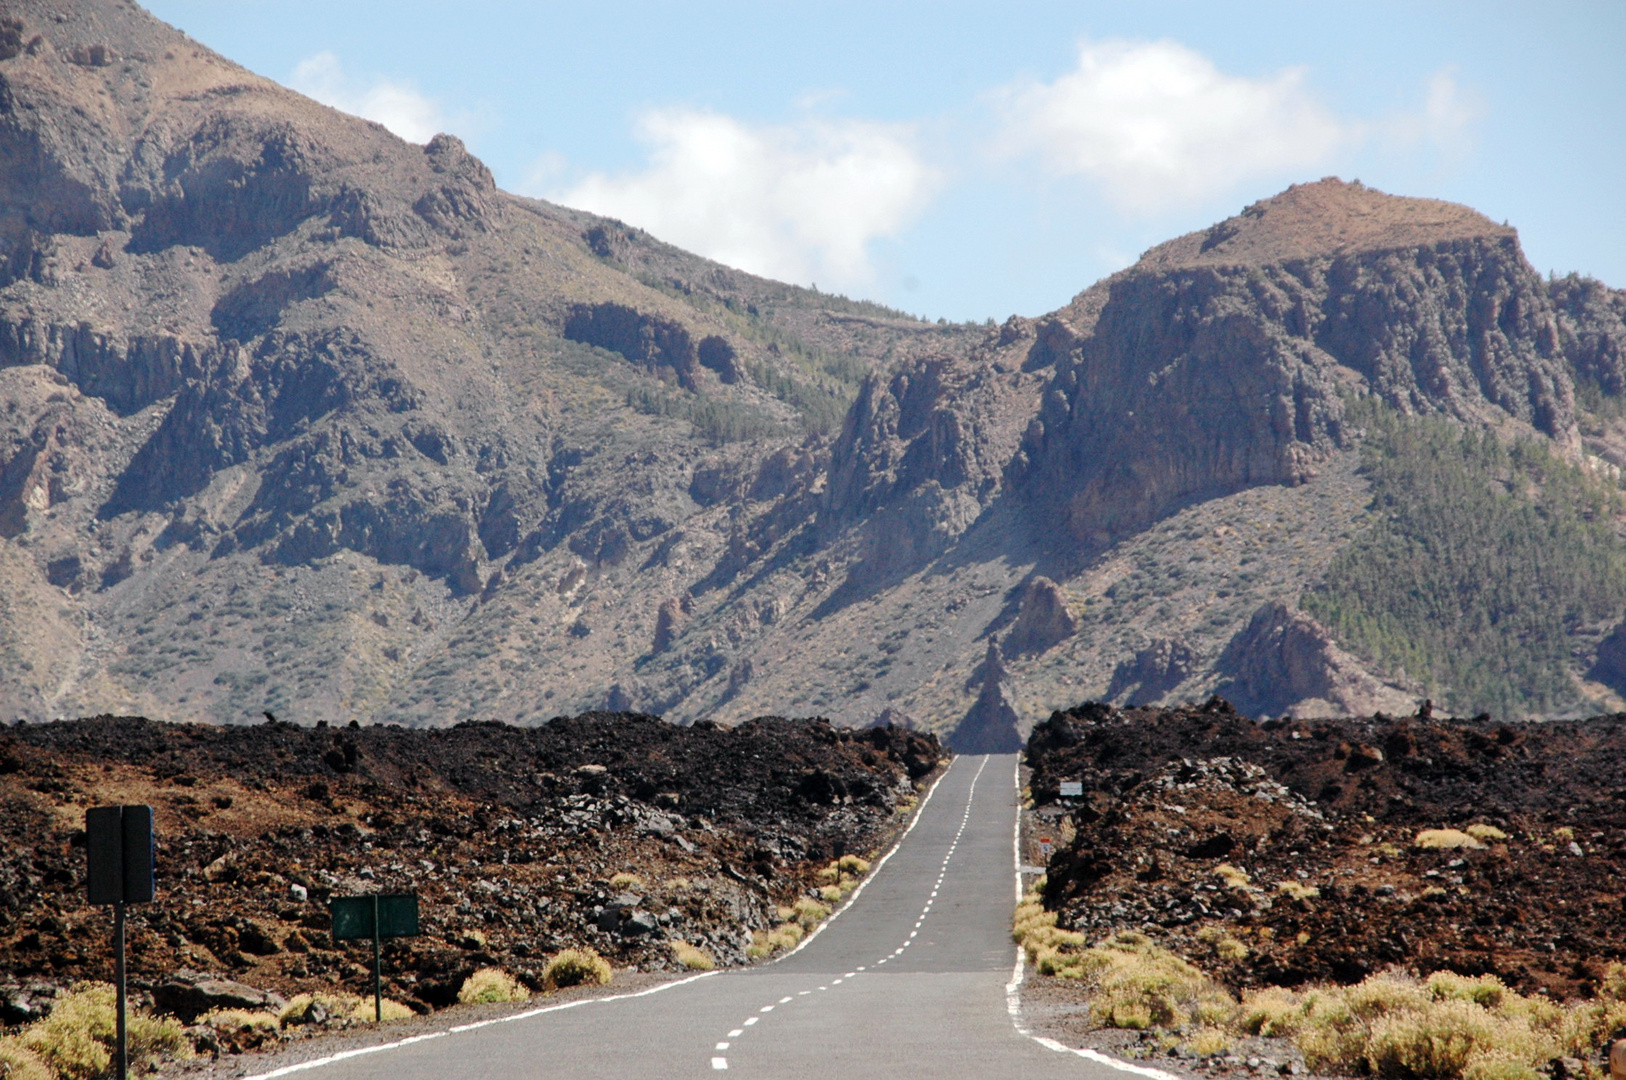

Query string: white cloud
994 39 1349 213
290 52 447 145
1387 69 1480 166
551 108 938 290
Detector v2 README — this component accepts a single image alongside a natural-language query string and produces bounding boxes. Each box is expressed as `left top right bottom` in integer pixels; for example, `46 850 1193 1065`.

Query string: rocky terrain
0 712 942 1028
1023 699 1626 1001
4 1 1626 737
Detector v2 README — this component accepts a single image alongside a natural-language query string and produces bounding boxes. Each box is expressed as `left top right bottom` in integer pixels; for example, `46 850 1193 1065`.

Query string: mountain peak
1140 178 1513 271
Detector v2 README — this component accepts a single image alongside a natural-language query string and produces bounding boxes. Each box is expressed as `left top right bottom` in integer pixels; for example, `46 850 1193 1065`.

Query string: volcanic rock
154 972 287 1023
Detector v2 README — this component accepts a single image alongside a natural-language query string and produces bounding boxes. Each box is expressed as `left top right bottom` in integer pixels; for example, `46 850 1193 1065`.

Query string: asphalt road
247 754 1152 1080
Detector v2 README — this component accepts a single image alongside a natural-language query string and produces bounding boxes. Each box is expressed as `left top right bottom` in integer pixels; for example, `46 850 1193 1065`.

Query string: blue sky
146 1 1626 323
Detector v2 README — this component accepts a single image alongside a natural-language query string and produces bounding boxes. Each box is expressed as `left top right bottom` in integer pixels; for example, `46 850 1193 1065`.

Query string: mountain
4 0 1626 733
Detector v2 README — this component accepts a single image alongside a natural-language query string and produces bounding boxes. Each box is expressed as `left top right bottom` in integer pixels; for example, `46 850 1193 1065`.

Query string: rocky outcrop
1003 576 1078 656
946 640 1023 753
1214 602 1414 718
563 302 700 390
820 349 1041 594
1020 180 1579 544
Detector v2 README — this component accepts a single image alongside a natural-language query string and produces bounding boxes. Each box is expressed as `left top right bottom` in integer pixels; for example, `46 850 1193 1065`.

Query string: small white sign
1038 838 1053 860
1059 781 1083 798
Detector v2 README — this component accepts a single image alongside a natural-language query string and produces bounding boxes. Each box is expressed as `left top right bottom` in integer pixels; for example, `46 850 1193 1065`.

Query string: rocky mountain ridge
3 0 1626 734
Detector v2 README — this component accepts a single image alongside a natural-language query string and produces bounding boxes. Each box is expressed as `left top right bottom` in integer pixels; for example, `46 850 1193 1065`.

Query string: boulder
153 971 286 1023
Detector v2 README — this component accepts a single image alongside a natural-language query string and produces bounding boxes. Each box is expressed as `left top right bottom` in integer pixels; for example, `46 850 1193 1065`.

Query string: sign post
330 894 420 1021
86 805 155 1080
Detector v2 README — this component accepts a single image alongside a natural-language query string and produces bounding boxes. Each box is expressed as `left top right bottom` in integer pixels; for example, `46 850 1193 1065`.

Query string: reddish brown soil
1025 698 1626 1001
0 713 941 1027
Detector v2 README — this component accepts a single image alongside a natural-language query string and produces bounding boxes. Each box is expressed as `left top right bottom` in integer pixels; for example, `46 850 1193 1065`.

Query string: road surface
247 754 1157 1080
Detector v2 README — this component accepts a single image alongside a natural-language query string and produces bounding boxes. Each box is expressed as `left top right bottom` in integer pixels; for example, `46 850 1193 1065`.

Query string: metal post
114 901 127 1080
372 894 382 1023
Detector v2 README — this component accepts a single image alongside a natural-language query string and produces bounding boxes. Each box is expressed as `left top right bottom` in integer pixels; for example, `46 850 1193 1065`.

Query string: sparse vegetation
457 967 530 1005
1017 883 1626 1080
623 383 786 443
608 872 646 890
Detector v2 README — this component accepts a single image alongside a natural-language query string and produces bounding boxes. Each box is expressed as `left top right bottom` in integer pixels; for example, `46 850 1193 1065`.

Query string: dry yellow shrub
544 948 612 989
1416 829 1485 850
457 968 530 1005
1466 824 1508 843
670 940 716 971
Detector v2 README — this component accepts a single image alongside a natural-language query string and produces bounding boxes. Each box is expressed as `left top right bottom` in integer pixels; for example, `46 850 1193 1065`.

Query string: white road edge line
240 969 721 1080
772 753 956 961
1004 757 1180 1080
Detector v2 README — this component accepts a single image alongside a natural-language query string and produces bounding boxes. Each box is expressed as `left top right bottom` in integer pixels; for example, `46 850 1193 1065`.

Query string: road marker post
330 893 420 1021
86 804 156 1080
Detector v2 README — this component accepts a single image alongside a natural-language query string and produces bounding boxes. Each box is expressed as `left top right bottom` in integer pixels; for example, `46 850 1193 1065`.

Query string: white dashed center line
700 756 990 1071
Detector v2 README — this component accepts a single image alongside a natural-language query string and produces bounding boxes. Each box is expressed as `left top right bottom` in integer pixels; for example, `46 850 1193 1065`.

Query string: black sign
330 894 419 943
86 805 155 906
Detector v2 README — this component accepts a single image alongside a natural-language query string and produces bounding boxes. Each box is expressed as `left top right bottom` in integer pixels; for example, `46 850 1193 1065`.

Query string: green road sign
330 893 419 942
329 893 420 1023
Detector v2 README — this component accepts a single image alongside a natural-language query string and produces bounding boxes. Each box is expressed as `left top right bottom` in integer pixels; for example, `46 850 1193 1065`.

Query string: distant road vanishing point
241 755 1158 1080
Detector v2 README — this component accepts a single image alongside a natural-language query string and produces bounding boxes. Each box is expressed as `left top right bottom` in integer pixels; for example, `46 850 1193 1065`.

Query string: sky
144 1 1626 323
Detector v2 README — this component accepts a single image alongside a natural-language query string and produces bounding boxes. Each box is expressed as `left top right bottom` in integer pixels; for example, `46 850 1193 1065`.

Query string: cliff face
3 2 1625 731
1019 181 1577 544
